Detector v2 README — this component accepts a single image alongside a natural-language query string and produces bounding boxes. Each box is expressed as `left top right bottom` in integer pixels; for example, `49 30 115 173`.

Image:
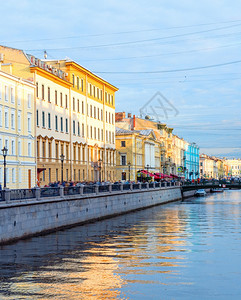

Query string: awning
140 170 155 177
37 168 46 173
163 174 172 179
170 173 179 178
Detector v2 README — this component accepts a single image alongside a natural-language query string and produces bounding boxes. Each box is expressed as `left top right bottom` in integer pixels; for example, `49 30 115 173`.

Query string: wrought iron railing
10 189 36 201
40 187 60 198
0 181 179 201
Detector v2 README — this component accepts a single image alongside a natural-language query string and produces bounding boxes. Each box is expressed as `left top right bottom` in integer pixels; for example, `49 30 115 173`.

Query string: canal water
0 190 241 299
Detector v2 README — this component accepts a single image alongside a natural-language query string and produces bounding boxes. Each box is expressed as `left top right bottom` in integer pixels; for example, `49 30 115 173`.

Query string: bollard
139 182 142 190
130 183 133 191
120 183 123 192
146 182 149 190
35 187 41 200
95 184 99 195
4 189 10 203
153 182 156 189
80 184 84 196
109 183 112 193
59 186 64 197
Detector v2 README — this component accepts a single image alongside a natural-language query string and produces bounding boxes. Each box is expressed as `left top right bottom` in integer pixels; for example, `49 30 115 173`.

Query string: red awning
163 174 172 179
170 174 179 178
141 170 155 177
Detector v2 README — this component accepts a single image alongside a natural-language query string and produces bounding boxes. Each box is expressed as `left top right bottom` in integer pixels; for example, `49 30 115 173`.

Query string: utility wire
4 19 241 44
94 59 241 74
25 23 241 52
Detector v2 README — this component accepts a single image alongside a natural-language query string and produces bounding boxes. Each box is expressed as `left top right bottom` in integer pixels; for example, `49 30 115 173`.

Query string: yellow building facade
116 127 161 181
224 159 241 178
115 113 185 176
0 65 35 188
0 45 118 186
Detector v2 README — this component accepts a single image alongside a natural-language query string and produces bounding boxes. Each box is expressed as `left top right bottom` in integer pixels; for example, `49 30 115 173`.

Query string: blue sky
1 0 241 157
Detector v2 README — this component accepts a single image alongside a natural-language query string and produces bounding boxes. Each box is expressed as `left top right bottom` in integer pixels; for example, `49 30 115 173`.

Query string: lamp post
2 147 8 189
128 162 131 181
98 159 102 182
60 153 65 185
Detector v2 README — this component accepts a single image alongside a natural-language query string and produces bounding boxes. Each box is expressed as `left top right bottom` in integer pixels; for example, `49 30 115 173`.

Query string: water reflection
1 190 241 299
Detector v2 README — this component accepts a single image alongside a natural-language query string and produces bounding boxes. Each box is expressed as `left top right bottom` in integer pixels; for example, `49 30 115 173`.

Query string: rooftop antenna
44 50 47 59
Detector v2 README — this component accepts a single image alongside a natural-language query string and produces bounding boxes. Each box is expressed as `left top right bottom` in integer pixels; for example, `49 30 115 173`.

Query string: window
11 110 15 130
82 101 84 114
60 92 63 106
48 87 51 102
18 140 21 156
42 84 44 100
78 122 80 136
82 123 84 137
77 99 80 112
36 82 38 98
55 143 59 159
48 142 52 158
27 93 31 108
55 115 58 131
66 118 68 133
65 95 68 108
5 86 9 102
72 74 75 87
55 90 57 105
77 77 79 89
73 120 76 134
97 108 99 120
16 168 21 183
17 89 21 105
121 155 126 166
81 79 84 92
11 140 15 155
111 95 113 105
73 97 75 111
121 141 126 147
4 108 9 128
47 113 51 129
42 111 45 127
27 114 31 132
60 117 63 132
12 168 16 183
94 106 96 118
36 110 39 126
11 87 14 104
28 142 31 156
90 105 92 117
90 126 92 139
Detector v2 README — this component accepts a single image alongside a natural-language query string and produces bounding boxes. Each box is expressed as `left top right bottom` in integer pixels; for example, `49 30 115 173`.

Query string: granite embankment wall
182 188 211 198
0 186 181 244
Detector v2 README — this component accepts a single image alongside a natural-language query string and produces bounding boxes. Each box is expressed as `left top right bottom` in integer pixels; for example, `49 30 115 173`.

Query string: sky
1 0 241 158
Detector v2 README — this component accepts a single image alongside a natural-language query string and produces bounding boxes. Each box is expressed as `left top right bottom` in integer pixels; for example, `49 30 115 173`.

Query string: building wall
0 68 36 188
185 143 199 179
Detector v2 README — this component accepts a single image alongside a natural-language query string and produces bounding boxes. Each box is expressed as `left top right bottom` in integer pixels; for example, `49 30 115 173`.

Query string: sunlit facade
0 65 35 188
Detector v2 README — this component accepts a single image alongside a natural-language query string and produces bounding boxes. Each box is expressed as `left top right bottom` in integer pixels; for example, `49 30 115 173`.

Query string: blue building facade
184 143 200 180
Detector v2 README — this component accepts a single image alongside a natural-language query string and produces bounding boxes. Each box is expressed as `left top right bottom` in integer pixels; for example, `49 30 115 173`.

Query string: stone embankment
0 182 182 245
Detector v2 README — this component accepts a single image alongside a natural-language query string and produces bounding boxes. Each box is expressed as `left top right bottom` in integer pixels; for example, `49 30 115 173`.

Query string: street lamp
60 153 65 185
2 147 8 189
128 162 131 181
98 159 102 182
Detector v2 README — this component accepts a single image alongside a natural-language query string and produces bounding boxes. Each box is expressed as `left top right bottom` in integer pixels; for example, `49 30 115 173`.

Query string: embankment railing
0 181 181 203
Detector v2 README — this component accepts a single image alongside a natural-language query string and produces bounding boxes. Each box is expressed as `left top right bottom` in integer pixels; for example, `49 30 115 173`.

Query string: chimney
115 112 126 122
127 113 131 118
133 114 136 129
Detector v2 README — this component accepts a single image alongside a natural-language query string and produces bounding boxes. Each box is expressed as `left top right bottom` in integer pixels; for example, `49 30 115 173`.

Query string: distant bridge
182 183 241 192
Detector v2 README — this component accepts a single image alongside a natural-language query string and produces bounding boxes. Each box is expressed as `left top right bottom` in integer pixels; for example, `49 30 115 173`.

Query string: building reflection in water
0 203 189 299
